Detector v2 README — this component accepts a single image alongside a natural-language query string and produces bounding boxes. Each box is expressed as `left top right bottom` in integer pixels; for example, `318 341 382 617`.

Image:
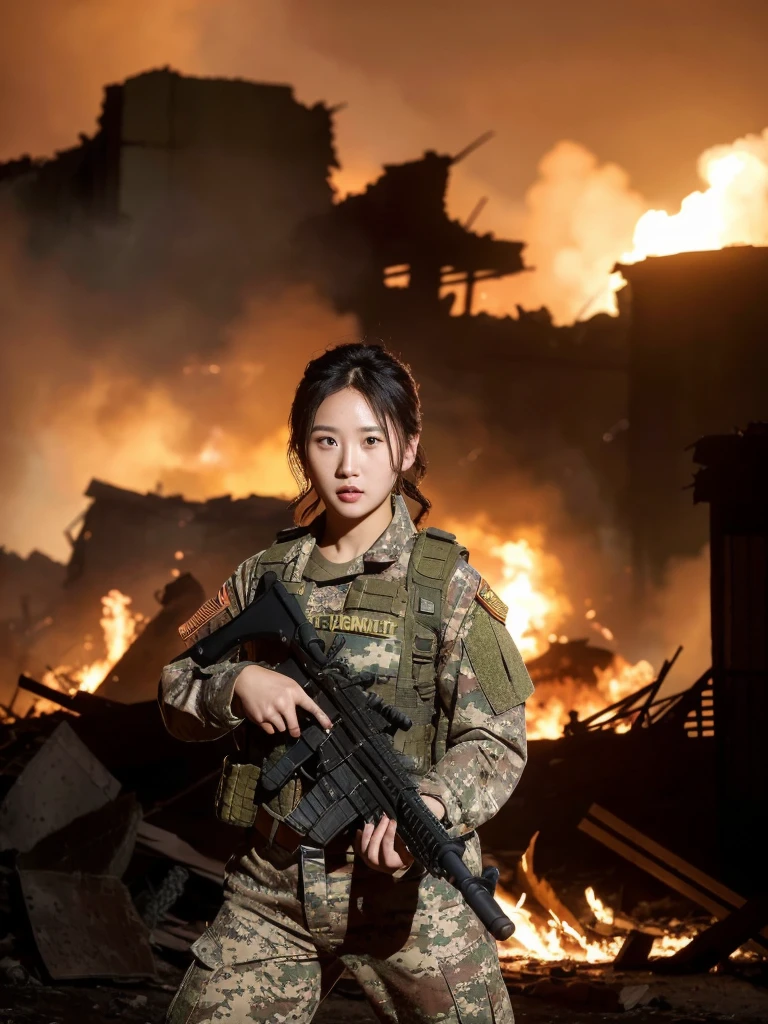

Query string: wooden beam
579 804 768 954
651 895 768 974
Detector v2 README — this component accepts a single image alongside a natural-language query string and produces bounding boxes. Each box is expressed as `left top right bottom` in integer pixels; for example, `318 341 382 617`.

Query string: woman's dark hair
287 342 431 525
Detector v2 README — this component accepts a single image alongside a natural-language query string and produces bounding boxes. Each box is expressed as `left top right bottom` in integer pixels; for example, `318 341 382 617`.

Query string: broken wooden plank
578 803 768 955
613 930 655 969
17 674 124 714
651 894 768 974
517 830 587 938
136 821 225 883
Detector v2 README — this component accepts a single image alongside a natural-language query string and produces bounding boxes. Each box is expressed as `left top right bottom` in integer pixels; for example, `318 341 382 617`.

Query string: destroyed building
4 70 768 589
2 69 337 296
1 480 291 707
1 62 768 1024
298 145 526 316
0 68 630 552
620 248 768 598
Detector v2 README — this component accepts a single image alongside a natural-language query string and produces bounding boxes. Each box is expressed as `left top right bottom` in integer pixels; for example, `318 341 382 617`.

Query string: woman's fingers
355 821 374 857
281 706 301 738
379 817 402 869
294 689 333 731
364 814 391 865
359 821 375 853
234 667 333 734
354 816 413 873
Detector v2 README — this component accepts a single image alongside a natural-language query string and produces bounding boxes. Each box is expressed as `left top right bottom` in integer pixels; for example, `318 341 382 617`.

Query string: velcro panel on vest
417 537 457 581
344 577 407 616
463 606 534 715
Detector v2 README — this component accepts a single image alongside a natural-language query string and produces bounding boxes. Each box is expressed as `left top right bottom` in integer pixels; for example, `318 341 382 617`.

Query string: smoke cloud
1 0 760 681
474 140 646 323
0 199 359 560
4 2 768 326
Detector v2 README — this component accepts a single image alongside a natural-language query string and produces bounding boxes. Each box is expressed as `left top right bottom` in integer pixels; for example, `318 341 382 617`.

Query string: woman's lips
337 490 363 503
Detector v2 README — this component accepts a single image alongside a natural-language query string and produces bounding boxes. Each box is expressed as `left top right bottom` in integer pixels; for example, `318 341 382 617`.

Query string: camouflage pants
167 843 513 1023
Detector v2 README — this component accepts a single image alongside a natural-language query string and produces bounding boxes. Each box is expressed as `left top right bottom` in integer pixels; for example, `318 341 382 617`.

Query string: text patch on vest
310 612 397 638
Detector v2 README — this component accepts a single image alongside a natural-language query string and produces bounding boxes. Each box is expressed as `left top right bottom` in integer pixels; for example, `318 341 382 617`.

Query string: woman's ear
401 434 420 474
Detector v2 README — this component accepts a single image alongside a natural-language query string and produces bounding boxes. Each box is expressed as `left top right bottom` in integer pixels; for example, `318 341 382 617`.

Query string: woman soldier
160 343 533 1023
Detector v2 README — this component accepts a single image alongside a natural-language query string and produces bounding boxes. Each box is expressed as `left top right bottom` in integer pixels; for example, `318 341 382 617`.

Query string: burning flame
495 883 695 963
490 536 572 661
525 656 655 740
443 515 655 738
443 518 572 660
585 886 614 926
42 589 145 697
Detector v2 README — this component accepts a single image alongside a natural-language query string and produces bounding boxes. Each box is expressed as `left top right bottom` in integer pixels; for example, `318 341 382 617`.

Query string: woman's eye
364 436 382 446
317 436 337 447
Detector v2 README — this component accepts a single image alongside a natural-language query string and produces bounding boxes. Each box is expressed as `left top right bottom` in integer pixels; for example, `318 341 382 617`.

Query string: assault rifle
182 571 515 941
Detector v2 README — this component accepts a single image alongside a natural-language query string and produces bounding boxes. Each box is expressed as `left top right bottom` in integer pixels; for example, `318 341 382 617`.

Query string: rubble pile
0 679 766 1023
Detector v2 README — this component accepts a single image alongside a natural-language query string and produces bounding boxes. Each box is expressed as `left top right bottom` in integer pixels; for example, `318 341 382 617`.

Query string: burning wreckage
0 68 768 1021
0 427 766 1021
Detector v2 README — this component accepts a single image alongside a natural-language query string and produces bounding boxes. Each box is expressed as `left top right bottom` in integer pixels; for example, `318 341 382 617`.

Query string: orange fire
38 519 650 741
443 518 572 660
602 131 768 316
42 589 146 697
495 882 695 963
444 516 654 738
525 656 655 741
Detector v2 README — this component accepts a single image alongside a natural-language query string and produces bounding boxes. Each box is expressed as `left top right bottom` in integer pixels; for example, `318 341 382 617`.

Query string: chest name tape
310 612 398 638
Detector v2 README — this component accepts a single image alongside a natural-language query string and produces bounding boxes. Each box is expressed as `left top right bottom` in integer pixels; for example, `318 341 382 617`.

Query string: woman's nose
338 444 360 477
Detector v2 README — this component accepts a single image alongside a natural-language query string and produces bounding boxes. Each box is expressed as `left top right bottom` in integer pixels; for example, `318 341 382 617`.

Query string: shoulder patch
476 578 508 624
178 585 230 643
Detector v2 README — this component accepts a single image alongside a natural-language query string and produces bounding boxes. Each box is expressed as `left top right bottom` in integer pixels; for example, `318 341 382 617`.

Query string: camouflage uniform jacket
160 495 532 1020
160 495 532 845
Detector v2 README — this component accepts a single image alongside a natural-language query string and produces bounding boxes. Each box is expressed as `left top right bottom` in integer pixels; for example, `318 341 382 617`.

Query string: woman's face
305 387 417 523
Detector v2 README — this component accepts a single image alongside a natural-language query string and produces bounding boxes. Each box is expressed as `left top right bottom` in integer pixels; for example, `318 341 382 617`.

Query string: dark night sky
1 0 767 214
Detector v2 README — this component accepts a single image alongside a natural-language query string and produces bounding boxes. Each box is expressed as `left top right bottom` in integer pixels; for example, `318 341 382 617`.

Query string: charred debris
0 429 765 1009
0 69 767 1014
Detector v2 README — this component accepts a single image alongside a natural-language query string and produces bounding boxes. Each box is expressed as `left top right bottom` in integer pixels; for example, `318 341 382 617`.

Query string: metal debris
0 721 120 853
18 868 156 981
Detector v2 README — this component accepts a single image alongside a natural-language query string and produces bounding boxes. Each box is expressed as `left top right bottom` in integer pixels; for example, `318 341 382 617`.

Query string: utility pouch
214 756 261 827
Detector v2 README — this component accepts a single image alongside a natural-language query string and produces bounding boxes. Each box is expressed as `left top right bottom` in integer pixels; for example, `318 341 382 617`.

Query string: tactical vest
216 526 468 827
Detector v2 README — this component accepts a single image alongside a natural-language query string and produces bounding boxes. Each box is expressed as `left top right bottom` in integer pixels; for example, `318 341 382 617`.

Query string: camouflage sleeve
418 562 533 832
158 552 264 743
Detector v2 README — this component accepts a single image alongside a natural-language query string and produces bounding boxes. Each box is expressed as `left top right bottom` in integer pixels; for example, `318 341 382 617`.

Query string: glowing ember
42 590 145 697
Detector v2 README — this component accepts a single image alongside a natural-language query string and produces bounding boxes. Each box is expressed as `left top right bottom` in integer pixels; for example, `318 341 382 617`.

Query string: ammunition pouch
215 756 262 827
